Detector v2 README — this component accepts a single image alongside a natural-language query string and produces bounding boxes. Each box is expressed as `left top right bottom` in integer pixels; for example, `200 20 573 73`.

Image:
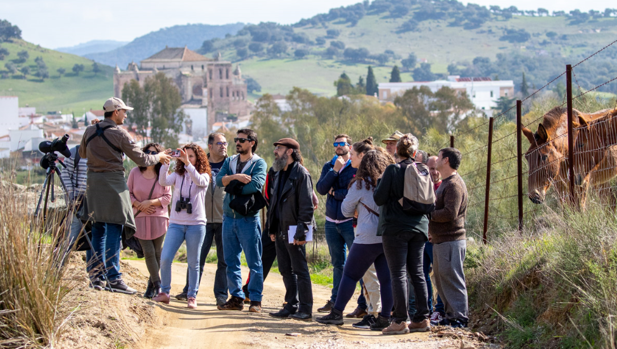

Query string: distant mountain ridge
84 23 245 68
55 40 128 56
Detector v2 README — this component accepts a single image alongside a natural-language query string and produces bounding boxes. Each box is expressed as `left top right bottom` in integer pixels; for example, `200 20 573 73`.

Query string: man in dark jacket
176 133 229 306
315 134 366 317
266 138 314 320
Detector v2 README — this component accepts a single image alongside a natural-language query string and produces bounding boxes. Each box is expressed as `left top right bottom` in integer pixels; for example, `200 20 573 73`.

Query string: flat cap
273 138 300 150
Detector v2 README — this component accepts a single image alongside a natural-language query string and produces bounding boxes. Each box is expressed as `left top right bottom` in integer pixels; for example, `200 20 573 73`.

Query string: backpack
398 162 435 215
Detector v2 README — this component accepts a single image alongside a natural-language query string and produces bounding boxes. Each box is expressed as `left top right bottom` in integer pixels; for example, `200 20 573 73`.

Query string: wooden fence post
450 135 455 148
517 100 523 232
566 64 577 206
483 117 494 244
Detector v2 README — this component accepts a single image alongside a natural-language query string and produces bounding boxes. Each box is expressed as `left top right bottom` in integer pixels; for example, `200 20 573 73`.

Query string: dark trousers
275 234 313 314
423 241 445 314
138 235 165 284
382 232 429 324
333 243 393 319
182 223 228 301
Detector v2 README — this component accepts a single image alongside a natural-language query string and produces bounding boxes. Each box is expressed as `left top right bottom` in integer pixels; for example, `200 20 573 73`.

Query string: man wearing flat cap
382 130 404 161
266 138 315 320
79 97 171 294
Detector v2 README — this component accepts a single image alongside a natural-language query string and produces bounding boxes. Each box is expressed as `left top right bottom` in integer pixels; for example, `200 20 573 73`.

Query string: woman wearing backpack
153 143 211 309
128 143 173 299
373 134 432 335
316 139 394 331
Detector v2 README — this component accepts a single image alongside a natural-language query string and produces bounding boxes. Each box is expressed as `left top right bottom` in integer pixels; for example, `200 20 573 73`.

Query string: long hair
352 137 374 155
175 143 211 177
291 149 304 165
351 149 395 190
139 143 164 174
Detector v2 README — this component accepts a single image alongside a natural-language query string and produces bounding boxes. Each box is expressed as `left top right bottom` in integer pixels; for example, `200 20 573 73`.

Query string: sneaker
430 311 444 325
175 292 188 301
152 292 171 304
216 297 227 307
448 319 468 329
352 314 376 329
382 320 410 335
290 312 312 321
370 315 391 331
187 297 197 309
90 278 105 291
107 279 137 295
316 309 344 325
217 296 244 311
345 306 368 318
249 301 262 313
409 319 431 332
269 308 294 318
317 300 334 313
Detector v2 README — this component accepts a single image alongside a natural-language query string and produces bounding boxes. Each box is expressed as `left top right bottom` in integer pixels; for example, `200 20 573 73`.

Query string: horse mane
540 106 567 135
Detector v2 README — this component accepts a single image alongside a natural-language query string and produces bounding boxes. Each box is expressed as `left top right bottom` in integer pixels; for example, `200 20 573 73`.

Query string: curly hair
175 143 211 177
350 149 395 190
139 143 164 174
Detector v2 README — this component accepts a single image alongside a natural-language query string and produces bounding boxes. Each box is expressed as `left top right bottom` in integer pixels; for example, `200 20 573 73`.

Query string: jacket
265 161 315 241
206 155 227 224
315 157 357 221
216 153 267 218
341 183 382 245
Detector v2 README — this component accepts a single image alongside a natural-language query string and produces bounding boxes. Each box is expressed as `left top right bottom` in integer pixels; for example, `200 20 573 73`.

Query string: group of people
63 97 469 336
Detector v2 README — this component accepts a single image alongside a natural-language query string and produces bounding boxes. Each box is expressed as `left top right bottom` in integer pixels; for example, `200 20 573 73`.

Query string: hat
103 97 134 112
382 131 404 144
273 138 300 150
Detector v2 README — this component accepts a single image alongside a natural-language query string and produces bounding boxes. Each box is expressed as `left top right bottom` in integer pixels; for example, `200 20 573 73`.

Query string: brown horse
522 106 617 206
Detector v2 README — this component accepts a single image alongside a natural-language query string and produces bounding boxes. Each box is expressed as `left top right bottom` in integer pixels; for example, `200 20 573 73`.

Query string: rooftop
142 46 211 62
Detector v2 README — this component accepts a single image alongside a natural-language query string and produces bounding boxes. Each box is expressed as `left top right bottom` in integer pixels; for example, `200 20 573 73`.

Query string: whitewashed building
0 96 20 138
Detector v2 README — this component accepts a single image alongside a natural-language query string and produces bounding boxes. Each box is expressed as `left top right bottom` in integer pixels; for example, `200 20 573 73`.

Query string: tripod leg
33 173 51 218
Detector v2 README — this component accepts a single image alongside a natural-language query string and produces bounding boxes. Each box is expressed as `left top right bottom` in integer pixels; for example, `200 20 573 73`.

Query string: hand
143 206 156 215
91 118 101 125
293 239 307 246
328 188 335 196
428 234 433 243
333 156 346 172
270 234 275 242
158 152 171 165
140 200 153 210
177 148 189 165
235 174 252 184
133 201 143 210
314 204 318 210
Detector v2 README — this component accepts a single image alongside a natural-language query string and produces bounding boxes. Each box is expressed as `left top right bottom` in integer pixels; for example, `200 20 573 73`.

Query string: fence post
566 64 577 207
482 117 494 244
450 135 455 148
516 100 523 232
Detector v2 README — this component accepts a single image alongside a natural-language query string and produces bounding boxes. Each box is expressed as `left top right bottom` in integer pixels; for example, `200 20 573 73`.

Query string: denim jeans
223 215 263 302
90 222 123 281
160 224 206 298
182 223 228 301
65 214 93 272
324 220 367 308
424 241 445 314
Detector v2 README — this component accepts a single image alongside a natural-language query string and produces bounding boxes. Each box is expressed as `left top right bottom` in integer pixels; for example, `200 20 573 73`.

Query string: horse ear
522 126 535 145
577 115 589 127
537 124 551 143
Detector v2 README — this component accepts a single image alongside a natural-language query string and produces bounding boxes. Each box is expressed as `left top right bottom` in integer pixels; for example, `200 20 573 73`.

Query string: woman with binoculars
153 143 211 309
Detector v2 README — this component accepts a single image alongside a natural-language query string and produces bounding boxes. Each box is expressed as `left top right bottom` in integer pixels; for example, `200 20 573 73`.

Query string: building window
201 65 204 70
220 88 223 97
226 69 229 79
219 69 223 79
191 65 194 71
210 88 213 99
505 91 509 97
226 87 229 97
242 92 245 100
209 70 212 80
490 90 494 98
163 65 165 69
382 91 388 99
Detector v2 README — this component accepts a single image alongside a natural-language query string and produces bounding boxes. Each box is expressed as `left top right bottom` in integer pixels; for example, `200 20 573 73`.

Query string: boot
152 281 161 298
143 279 155 299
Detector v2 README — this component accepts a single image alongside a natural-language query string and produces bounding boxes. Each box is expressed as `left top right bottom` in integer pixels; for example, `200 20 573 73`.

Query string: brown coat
429 173 468 244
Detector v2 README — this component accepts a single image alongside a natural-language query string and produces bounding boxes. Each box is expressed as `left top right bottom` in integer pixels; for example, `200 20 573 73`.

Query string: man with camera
216 129 267 312
79 97 171 294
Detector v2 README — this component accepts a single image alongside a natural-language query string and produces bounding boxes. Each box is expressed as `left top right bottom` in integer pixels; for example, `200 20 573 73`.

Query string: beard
272 152 289 172
236 145 248 155
336 148 348 156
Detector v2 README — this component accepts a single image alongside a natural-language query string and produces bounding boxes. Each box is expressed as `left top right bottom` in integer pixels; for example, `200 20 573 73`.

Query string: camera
39 134 71 169
175 197 193 214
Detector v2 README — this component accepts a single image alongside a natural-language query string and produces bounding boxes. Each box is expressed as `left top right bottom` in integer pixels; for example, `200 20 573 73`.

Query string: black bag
229 190 267 216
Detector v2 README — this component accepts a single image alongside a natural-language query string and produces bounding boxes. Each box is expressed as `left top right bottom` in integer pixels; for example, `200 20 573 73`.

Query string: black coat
266 161 315 241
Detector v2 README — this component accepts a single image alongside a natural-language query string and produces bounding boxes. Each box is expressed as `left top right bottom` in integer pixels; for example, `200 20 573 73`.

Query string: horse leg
581 145 617 207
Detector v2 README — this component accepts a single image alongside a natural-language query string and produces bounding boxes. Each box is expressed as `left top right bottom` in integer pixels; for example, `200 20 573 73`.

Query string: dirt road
128 260 490 349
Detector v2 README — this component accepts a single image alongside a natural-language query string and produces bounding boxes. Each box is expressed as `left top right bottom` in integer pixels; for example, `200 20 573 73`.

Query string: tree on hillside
57 67 66 77
268 42 287 57
390 65 402 82
413 63 436 81
92 62 101 74
401 53 417 71
334 72 354 96
521 72 529 96
0 20 21 42
244 76 261 94
366 66 378 96
236 48 249 59
20 66 29 78
36 67 49 80
294 48 309 59
248 43 263 53
390 5 410 18
201 40 214 53
356 76 366 94
72 64 84 75
5 62 16 74
17 50 29 63
375 53 389 65
0 47 8 60
122 72 185 148
398 19 419 33
492 96 516 120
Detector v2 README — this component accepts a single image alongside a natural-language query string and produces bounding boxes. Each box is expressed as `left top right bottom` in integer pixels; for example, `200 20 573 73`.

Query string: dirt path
128 260 492 349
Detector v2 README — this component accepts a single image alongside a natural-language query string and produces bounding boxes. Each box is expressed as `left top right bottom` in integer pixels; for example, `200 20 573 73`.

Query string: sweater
127 167 172 219
429 173 468 244
373 159 429 238
159 162 210 226
341 183 382 244
315 157 357 221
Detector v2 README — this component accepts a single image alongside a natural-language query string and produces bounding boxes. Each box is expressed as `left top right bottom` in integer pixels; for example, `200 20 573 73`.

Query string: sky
3 0 615 49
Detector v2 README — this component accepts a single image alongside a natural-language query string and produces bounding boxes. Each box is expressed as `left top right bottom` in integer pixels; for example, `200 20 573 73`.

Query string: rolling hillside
0 39 113 113
56 40 128 56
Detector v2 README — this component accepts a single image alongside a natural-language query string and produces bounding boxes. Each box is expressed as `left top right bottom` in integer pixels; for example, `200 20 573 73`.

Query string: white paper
288 225 314 244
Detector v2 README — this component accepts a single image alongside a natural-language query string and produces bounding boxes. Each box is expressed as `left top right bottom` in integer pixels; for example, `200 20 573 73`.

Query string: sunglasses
215 142 228 146
333 142 349 147
144 150 158 155
234 137 252 144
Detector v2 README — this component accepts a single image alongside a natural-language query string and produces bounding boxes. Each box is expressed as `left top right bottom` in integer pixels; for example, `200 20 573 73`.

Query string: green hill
0 39 113 113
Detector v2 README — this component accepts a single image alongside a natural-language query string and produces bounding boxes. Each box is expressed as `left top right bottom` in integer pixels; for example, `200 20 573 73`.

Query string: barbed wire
572 38 617 69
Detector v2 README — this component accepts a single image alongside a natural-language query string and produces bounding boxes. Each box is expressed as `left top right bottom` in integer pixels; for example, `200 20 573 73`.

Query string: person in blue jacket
315 134 367 318
215 129 267 313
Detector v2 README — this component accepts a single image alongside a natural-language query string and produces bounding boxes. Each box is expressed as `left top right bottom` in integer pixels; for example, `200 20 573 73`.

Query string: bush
330 40 345 50
0 19 21 42
500 28 531 43
343 47 370 62
326 29 340 38
315 37 326 45
236 48 248 59
248 42 263 53
294 48 309 59
244 76 261 94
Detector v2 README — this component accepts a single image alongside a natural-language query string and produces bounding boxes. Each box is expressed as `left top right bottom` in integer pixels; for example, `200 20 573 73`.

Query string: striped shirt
60 146 88 200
